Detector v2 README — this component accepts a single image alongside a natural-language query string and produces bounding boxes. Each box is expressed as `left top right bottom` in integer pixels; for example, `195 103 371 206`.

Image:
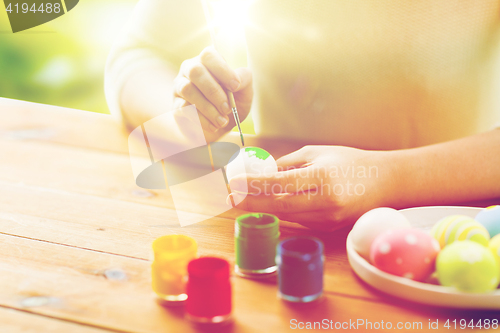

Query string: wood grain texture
0 98 129 154
0 307 114 333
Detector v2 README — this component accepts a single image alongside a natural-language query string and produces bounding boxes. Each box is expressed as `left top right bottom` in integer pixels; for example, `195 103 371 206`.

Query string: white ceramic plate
346 206 500 309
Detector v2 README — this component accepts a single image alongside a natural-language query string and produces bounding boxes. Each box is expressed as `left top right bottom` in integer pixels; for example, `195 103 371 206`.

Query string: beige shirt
106 0 500 149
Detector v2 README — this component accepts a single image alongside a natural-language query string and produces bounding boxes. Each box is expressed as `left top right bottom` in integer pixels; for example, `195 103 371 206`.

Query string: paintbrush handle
227 91 245 146
227 90 237 109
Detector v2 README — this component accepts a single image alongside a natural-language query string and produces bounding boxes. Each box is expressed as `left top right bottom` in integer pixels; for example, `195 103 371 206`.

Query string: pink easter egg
370 229 441 281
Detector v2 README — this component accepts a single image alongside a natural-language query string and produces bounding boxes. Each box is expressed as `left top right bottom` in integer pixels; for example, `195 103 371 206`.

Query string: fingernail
217 115 228 127
222 102 231 114
231 192 246 206
229 79 240 91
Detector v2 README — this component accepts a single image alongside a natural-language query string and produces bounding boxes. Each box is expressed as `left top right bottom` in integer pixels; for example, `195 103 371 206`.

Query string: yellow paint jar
151 235 197 303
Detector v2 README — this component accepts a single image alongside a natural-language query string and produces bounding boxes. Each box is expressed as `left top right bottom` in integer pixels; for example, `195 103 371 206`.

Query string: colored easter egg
436 240 499 293
489 234 500 271
225 147 278 182
476 205 500 238
431 215 489 248
351 207 411 259
370 229 440 281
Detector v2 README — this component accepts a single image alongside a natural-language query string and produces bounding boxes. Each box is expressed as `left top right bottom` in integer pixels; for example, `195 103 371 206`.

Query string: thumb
234 67 253 115
233 67 252 91
233 67 253 105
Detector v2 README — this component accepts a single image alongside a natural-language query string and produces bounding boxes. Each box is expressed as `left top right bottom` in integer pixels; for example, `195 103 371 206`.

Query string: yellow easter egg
489 234 500 270
431 215 489 248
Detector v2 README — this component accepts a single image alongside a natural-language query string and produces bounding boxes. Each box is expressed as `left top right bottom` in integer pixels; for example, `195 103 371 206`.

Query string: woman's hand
173 46 253 141
229 146 398 231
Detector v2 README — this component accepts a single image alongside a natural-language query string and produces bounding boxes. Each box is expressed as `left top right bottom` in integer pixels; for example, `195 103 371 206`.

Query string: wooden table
0 97 498 333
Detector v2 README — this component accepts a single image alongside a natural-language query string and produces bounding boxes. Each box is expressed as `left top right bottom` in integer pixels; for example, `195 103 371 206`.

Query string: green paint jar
235 213 280 278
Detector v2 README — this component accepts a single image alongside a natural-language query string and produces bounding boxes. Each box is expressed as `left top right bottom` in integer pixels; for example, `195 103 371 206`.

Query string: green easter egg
437 240 499 293
489 234 500 271
431 215 489 248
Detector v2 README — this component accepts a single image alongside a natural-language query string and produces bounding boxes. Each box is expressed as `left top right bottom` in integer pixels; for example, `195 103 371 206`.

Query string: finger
229 166 321 193
199 46 241 92
232 190 332 213
173 97 219 133
180 59 231 117
276 146 313 170
232 191 352 231
174 77 229 129
276 211 353 232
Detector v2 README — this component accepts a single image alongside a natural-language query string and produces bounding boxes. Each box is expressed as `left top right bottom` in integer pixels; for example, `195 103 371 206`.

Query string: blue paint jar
277 236 324 303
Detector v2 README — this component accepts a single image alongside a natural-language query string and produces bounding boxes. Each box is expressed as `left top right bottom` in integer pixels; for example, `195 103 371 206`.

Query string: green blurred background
0 0 137 113
0 0 255 133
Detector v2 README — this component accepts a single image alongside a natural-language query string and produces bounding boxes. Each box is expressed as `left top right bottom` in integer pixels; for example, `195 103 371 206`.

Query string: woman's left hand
229 145 399 231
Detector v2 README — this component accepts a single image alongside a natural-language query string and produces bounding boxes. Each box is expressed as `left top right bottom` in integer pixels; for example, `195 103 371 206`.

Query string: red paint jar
186 257 232 323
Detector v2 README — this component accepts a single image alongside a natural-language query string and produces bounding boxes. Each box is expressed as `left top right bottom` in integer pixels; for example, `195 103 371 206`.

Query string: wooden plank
0 98 129 154
0 180 377 301
0 138 169 209
0 180 225 258
0 307 114 333
0 233 489 333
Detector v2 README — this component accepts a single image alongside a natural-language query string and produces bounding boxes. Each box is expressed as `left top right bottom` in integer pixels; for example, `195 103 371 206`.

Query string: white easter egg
225 147 278 181
351 207 411 259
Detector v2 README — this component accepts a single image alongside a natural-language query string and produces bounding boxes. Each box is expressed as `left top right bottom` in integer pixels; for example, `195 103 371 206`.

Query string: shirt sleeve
104 0 211 120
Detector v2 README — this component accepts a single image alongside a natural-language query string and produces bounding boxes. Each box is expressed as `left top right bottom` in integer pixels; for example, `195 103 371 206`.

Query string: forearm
104 0 215 138
389 129 500 208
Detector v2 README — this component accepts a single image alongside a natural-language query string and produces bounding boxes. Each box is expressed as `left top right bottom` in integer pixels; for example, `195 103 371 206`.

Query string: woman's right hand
173 46 253 140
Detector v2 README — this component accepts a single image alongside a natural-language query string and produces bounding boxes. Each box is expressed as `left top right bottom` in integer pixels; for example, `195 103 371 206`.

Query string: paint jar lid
187 256 230 280
277 236 324 265
186 257 232 319
152 234 197 262
235 213 279 238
